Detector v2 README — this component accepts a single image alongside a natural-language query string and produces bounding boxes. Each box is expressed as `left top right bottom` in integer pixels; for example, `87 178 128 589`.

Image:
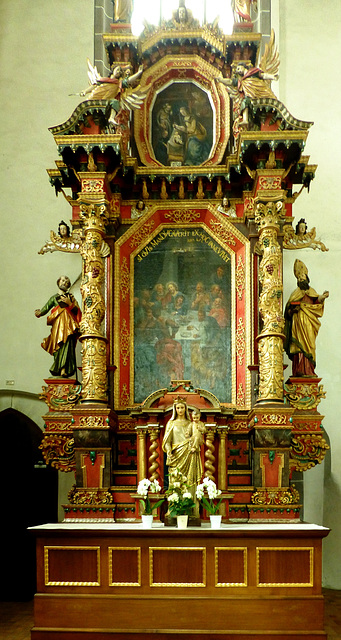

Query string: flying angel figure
78 59 148 127
217 29 279 128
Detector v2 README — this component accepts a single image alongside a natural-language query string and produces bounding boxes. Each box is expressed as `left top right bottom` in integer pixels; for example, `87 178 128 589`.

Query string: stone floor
0 589 340 639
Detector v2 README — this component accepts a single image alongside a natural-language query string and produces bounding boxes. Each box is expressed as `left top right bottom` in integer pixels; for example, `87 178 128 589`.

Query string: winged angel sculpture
217 29 279 135
78 59 148 130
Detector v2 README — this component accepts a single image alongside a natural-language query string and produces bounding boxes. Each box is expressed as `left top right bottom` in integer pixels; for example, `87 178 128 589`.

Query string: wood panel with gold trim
31 523 329 639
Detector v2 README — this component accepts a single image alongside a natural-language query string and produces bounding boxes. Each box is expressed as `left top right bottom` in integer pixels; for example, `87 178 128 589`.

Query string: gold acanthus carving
80 338 108 403
129 221 155 248
257 226 284 335
229 421 249 431
236 255 245 300
255 199 286 402
290 433 330 472
78 416 105 428
43 421 73 432
120 384 130 408
292 422 323 432
78 201 109 403
236 318 245 366
209 220 236 246
251 486 300 505
82 179 105 193
261 414 287 425
118 419 136 431
237 383 245 407
258 176 282 190
40 383 82 412
120 319 130 366
164 210 201 224
39 434 75 472
284 381 326 411
68 485 113 505
120 257 130 302
257 336 284 402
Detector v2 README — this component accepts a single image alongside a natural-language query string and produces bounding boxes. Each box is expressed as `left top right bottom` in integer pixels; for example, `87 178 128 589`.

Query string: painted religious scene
133 227 231 403
152 82 214 166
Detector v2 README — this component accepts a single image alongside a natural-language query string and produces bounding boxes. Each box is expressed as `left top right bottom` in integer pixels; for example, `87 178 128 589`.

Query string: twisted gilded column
204 425 216 481
148 425 160 482
255 197 286 403
79 200 109 403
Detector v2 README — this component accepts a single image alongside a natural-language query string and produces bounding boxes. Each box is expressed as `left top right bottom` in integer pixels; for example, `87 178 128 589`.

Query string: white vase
141 514 153 528
210 514 222 529
176 515 188 529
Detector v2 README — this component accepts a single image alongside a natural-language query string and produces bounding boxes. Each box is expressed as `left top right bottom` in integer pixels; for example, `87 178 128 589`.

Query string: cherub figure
78 59 147 129
283 219 329 252
131 199 149 220
217 29 279 129
217 197 237 218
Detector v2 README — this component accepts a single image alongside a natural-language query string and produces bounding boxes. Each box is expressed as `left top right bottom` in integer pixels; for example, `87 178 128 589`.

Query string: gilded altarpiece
114 205 251 410
37 11 330 531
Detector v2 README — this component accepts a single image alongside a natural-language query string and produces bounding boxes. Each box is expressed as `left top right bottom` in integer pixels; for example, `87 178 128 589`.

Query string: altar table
29 522 329 639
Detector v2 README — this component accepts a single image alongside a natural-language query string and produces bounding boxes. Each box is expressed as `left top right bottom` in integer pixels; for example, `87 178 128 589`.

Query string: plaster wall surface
0 0 93 398
277 0 341 589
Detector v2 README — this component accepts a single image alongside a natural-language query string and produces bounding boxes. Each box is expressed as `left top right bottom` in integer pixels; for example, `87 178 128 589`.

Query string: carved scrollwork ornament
254 199 286 229
80 337 108 402
39 435 75 472
284 381 326 410
251 485 300 505
257 335 284 401
255 198 286 402
68 485 113 505
290 433 330 471
40 383 82 411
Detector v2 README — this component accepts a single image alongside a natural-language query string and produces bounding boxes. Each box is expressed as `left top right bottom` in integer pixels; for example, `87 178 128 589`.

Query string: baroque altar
38 3 329 524
32 2 330 637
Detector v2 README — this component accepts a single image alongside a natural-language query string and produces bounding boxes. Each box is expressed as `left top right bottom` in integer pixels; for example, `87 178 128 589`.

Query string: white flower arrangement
196 477 223 515
136 478 164 515
166 480 195 516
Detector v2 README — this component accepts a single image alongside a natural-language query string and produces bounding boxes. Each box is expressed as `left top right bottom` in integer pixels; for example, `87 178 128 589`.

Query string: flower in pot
196 477 223 515
137 478 165 516
166 480 195 517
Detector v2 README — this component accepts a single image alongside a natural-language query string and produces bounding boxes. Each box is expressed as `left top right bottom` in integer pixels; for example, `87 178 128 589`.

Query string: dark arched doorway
0 407 58 600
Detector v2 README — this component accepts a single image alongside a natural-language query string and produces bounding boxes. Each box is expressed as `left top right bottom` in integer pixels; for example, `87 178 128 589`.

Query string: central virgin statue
162 398 205 512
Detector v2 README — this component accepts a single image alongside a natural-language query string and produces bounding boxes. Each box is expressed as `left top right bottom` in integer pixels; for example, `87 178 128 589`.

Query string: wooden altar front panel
30 523 329 640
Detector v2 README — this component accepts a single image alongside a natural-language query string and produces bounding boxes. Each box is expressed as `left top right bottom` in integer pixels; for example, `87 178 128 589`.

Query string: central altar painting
114 205 251 410
134 226 231 402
